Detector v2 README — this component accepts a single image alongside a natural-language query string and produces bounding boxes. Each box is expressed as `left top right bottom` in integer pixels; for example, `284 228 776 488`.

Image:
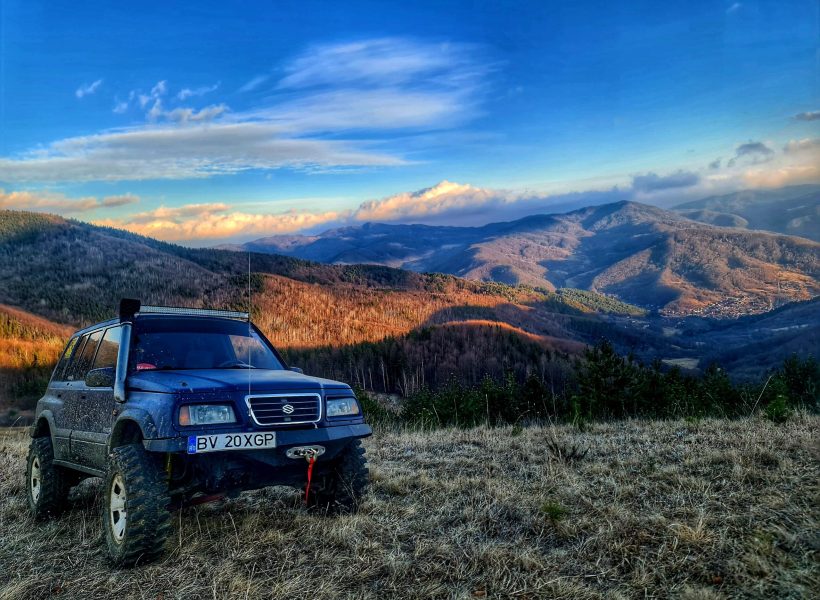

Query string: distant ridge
673 184 820 241
224 198 820 317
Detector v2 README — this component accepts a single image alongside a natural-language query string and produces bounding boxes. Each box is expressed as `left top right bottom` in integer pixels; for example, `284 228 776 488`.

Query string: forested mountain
0 209 633 417
673 185 820 242
1 208 818 423
226 200 819 318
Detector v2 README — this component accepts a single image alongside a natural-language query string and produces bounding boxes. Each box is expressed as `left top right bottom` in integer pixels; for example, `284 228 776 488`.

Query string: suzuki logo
282 404 295 415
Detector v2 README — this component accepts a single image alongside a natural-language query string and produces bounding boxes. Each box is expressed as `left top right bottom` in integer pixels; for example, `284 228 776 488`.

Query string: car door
47 335 81 461
73 325 122 469
64 329 104 466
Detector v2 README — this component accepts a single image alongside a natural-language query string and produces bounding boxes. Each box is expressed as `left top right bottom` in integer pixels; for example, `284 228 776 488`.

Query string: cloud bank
0 190 138 213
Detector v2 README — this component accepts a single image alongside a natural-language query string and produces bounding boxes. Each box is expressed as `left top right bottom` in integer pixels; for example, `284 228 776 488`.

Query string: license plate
187 432 276 454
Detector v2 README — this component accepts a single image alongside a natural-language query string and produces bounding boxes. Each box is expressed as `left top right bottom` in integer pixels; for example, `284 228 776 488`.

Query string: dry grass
1 416 818 599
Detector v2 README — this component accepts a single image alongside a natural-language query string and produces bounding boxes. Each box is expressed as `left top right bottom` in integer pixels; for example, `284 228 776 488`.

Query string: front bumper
142 423 372 453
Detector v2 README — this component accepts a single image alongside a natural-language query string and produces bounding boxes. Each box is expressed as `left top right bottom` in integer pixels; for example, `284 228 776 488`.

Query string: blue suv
26 299 371 566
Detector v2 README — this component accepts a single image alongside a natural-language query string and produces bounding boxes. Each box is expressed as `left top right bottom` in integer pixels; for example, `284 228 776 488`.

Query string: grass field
0 416 818 599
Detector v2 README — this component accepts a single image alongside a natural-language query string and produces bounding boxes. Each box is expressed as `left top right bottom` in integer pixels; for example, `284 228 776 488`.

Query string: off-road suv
26 299 371 566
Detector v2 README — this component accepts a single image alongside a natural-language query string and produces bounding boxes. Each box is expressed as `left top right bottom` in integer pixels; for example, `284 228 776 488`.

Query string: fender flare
108 409 160 453
30 410 56 439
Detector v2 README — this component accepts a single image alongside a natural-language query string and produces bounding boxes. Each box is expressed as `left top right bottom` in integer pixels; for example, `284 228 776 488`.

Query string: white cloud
1 39 488 183
278 38 479 89
138 80 168 109
239 75 270 93
75 79 103 98
0 189 138 213
0 121 405 182
177 82 220 100
154 104 229 124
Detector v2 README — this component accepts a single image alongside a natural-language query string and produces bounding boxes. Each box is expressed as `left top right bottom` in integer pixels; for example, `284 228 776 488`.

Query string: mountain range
673 184 820 241
225 195 820 318
0 202 818 421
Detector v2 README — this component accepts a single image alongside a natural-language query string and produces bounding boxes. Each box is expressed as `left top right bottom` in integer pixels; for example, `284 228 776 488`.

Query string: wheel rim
30 457 41 503
109 474 127 543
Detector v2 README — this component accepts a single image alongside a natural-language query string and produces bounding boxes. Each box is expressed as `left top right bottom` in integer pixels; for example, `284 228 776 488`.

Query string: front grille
246 394 322 426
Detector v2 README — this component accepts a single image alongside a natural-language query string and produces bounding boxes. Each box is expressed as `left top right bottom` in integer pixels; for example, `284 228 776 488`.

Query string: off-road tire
306 439 369 514
26 436 69 519
103 444 171 566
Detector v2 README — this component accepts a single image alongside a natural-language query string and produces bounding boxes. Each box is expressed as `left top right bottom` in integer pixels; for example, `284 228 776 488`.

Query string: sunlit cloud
353 181 513 222
741 164 820 188
78 139 820 242
96 203 346 241
0 189 138 213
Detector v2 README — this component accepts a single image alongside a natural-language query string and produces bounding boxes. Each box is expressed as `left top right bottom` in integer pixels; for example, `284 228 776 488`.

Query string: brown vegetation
0 305 72 424
1 416 817 598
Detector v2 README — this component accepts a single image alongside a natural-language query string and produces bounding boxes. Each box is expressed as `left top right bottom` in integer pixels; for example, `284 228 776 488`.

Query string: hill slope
673 184 820 242
0 304 73 423
228 201 820 317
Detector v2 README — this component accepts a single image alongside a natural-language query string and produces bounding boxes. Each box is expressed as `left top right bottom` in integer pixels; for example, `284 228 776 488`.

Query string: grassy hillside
0 305 73 424
1 416 817 598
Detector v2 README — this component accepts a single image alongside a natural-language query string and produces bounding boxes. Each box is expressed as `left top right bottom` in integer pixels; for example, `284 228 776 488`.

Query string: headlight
326 397 360 418
179 404 237 426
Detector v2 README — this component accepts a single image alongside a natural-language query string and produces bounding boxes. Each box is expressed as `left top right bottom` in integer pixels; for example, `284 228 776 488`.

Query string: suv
26 299 371 566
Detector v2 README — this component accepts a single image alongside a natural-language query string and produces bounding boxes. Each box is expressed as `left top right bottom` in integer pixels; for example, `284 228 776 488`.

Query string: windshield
130 317 285 371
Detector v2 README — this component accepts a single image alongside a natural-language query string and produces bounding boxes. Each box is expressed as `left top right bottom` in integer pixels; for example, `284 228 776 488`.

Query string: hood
127 368 352 395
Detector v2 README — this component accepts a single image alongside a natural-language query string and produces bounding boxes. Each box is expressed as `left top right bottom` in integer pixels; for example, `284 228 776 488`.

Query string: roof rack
137 305 250 321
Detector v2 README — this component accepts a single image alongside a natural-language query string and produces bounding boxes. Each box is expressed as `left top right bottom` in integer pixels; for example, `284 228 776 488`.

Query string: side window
92 326 122 370
69 330 103 381
53 337 79 381
65 334 90 381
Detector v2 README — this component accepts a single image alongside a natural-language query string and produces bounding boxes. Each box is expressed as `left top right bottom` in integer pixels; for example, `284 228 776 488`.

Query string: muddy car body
26 299 371 565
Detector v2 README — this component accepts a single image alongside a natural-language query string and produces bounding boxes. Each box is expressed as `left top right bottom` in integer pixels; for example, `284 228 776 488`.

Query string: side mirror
289 366 304 375
86 367 115 388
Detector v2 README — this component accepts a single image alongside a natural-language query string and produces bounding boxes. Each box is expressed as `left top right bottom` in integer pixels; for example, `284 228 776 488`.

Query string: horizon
1 0 819 244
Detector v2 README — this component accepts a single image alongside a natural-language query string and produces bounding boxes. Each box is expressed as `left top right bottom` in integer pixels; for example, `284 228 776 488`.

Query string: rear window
67 330 104 381
52 337 80 381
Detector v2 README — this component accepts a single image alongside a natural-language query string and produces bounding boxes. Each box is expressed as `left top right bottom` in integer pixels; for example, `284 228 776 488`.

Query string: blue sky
0 0 818 243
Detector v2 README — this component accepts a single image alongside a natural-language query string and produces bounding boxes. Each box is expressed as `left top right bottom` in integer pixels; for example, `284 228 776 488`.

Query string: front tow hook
285 445 326 460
